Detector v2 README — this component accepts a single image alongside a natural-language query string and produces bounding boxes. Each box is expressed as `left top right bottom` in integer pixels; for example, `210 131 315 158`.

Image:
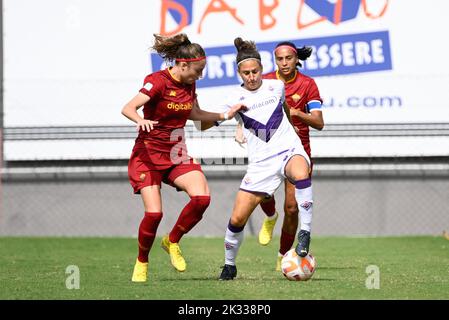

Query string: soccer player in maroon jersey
122 33 245 282
237 41 324 269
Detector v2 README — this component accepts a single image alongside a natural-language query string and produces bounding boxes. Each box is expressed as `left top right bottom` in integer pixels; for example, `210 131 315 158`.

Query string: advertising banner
3 0 449 159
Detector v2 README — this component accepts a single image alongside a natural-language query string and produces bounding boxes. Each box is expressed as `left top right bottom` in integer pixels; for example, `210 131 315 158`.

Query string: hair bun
234 37 244 50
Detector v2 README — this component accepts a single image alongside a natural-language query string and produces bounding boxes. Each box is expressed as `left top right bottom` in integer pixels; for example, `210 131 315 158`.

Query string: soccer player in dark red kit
237 41 324 270
122 33 245 282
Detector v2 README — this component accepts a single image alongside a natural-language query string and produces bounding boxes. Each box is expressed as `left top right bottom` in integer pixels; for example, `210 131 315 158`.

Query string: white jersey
219 79 303 163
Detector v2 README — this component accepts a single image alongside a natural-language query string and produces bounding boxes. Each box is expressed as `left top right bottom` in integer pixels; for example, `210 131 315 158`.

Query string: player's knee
190 195 211 214
144 211 163 221
230 216 247 228
284 202 299 216
290 170 309 181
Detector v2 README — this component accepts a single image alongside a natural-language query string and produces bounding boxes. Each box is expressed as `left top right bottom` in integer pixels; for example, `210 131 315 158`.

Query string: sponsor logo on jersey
166 101 193 111
249 96 277 111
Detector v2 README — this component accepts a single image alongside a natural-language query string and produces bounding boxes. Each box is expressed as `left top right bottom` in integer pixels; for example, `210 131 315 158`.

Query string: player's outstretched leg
161 235 186 272
219 221 244 280
162 195 210 272
293 178 313 257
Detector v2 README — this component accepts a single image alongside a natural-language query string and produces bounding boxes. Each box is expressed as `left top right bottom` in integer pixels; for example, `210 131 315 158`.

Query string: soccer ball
281 248 316 281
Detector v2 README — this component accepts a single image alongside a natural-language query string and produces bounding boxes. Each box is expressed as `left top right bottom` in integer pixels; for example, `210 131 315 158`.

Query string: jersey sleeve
139 74 164 99
305 79 323 112
306 79 323 104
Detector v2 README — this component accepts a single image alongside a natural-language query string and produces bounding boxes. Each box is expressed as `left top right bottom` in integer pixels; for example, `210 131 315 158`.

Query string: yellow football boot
131 259 148 282
161 235 186 272
258 212 278 245
275 253 283 272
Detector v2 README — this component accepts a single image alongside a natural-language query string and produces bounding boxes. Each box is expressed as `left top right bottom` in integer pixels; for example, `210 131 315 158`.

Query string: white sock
224 225 244 266
295 180 313 232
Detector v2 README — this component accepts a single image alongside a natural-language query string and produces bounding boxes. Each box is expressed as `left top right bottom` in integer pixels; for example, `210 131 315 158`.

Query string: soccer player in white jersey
236 41 324 271
197 37 314 280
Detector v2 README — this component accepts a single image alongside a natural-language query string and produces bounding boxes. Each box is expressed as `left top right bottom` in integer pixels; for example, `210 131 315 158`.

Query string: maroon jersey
137 68 196 155
263 70 322 157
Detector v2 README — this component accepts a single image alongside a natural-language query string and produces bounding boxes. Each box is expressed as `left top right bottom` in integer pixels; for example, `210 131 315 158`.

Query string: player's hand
289 108 300 117
234 124 247 147
136 119 158 132
227 103 248 119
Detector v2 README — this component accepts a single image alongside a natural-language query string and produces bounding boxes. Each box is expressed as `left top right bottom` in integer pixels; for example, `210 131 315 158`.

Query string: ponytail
275 41 312 67
152 33 205 63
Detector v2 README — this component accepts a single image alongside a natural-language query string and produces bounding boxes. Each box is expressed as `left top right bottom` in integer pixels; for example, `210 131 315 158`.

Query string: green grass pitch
0 236 448 300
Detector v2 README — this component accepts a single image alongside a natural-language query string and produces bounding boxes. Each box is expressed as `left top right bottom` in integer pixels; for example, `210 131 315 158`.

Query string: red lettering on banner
259 0 279 30
198 0 244 33
159 0 389 35
362 0 389 19
297 0 326 30
334 0 343 24
160 0 189 36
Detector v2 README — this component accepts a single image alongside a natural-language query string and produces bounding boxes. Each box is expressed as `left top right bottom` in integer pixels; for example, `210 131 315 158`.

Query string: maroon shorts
128 146 203 194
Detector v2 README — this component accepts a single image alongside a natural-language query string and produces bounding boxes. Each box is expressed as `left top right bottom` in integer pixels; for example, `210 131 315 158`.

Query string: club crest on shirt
169 90 176 97
300 201 313 211
292 93 301 102
225 242 234 250
143 82 153 91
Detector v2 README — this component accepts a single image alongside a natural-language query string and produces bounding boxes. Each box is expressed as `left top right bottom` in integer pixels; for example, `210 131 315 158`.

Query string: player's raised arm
189 99 247 131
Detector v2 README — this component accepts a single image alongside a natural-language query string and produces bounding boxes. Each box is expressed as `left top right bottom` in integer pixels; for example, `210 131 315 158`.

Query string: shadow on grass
156 275 335 282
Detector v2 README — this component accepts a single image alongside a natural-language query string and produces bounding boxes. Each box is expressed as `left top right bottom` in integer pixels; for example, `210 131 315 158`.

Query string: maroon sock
260 197 276 217
169 195 211 243
137 211 163 263
279 229 296 255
